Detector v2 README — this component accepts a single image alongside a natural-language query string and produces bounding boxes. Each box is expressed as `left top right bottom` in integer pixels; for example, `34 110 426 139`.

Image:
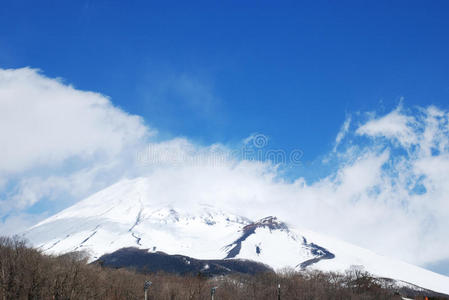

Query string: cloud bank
0 68 150 215
1 67 449 270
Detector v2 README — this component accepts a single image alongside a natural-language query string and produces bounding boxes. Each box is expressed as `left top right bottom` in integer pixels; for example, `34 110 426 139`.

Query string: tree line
0 236 445 299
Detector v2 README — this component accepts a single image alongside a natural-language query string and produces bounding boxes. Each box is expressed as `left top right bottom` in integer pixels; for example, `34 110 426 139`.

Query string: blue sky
2 1 449 163
1 1 449 275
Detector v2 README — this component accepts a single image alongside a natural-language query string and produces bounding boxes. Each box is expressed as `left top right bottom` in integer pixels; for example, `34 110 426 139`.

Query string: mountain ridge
22 177 449 295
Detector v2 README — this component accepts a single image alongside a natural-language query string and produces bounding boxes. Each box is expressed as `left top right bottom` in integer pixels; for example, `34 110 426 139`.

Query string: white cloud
145 105 449 267
356 106 417 147
1 67 449 270
0 67 152 218
0 67 150 175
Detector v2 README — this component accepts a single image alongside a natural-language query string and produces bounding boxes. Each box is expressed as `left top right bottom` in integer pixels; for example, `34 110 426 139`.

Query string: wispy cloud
334 115 351 151
139 69 222 120
356 105 418 147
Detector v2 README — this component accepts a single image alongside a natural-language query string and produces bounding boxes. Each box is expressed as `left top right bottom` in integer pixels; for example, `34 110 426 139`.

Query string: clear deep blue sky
2 1 449 166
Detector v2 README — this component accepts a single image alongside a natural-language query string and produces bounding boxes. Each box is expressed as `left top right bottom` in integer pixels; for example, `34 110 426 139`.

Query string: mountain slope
25 178 250 261
222 216 335 270
23 177 449 295
96 247 273 275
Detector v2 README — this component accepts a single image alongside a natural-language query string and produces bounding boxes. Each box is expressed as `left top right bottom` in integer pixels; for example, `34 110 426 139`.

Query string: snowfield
23 177 449 295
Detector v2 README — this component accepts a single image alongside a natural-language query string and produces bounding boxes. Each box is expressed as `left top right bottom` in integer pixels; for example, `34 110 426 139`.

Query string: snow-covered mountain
23 177 449 295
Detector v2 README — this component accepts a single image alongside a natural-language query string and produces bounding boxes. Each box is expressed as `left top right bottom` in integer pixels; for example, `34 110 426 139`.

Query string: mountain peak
243 216 288 232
